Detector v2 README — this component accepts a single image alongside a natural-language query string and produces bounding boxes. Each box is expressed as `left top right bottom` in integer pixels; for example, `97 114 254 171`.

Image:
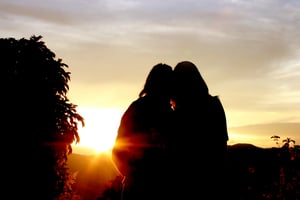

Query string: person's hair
139 63 173 98
173 61 209 102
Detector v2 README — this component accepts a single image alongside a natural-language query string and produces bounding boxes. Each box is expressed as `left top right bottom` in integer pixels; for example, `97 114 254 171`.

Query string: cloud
1 0 299 128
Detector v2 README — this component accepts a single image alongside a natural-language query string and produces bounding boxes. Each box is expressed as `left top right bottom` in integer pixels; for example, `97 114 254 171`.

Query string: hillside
226 143 300 199
68 144 300 199
228 122 300 148
68 153 121 200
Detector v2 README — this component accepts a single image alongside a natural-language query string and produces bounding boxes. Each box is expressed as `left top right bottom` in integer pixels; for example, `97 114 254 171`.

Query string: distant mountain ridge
228 122 300 148
229 122 300 136
68 153 121 200
68 142 300 199
228 143 262 149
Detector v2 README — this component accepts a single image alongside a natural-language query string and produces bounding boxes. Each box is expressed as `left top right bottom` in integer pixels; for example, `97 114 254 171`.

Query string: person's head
139 63 173 98
173 61 209 103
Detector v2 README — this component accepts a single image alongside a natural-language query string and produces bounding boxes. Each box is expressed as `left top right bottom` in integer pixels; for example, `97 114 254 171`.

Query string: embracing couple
112 61 229 200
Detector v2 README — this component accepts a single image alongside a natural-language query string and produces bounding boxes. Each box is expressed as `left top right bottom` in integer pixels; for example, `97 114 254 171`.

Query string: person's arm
213 96 229 142
112 105 135 176
112 101 147 176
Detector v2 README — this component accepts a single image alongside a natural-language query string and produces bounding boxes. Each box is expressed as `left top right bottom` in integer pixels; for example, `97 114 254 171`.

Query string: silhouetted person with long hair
112 63 174 200
170 61 229 199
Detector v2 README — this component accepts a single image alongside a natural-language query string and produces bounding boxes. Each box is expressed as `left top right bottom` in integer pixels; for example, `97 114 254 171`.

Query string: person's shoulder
208 95 223 107
125 96 152 114
134 96 151 106
127 96 148 106
208 94 219 101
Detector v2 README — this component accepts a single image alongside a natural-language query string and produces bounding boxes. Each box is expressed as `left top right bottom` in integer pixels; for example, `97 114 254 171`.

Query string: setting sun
72 107 123 155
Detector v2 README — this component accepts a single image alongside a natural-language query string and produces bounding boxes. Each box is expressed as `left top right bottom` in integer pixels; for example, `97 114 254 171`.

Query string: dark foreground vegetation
68 143 300 200
227 143 300 200
1 35 84 199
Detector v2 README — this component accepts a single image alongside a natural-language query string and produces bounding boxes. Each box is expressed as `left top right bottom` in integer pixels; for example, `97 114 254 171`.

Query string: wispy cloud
1 0 300 127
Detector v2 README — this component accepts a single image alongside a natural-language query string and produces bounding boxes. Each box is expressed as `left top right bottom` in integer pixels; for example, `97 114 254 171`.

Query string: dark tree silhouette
271 135 281 147
282 137 296 148
0 35 84 199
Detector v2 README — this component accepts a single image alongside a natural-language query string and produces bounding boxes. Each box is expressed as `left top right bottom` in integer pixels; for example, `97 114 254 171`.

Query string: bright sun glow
72 107 123 155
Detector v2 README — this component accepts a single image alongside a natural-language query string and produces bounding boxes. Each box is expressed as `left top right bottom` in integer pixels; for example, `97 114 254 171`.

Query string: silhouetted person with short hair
112 63 174 200
170 61 229 199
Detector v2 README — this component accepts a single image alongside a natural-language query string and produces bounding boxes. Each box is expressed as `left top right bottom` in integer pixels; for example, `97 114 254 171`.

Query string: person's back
112 63 174 200
171 61 229 199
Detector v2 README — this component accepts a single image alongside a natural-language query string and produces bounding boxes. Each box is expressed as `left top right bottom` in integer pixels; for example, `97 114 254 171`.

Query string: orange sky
1 0 300 154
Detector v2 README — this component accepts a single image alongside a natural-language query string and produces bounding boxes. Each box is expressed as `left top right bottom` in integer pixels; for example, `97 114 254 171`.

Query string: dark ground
68 143 300 200
226 143 300 200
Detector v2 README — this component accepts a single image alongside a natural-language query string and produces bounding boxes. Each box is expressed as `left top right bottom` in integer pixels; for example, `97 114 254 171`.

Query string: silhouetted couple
112 61 229 200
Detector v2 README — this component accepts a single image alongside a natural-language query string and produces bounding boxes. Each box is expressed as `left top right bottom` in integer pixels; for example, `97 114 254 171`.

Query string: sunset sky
1 0 300 153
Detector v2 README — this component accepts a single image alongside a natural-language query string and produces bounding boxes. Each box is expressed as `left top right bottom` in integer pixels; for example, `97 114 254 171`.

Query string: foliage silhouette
0 35 84 199
226 143 300 200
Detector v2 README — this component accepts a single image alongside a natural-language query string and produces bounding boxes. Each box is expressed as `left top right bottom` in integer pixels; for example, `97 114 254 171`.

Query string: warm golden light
228 131 275 148
72 107 123 155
